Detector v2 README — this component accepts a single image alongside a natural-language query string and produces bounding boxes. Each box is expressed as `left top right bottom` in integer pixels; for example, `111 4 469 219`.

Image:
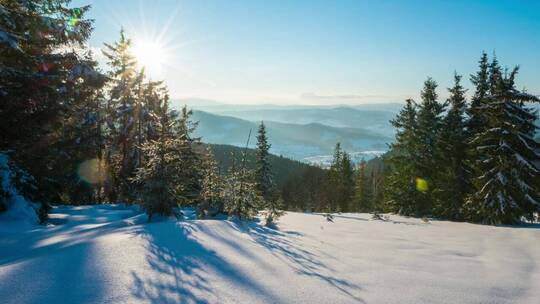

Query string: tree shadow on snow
227 221 366 303
128 222 280 304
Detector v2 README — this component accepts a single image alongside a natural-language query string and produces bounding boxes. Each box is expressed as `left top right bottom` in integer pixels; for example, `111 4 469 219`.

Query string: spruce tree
467 52 490 140
198 148 224 218
384 99 420 215
223 164 261 220
488 55 502 96
0 1 93 151
466 67 540 224
132 95 185 220
434 73 470 220
255 122 274 201
354 159 373 212
102 29 138 202
174 106 203 206
0 0 100 218
327 143 343 212
414 77 446 215
340 152 355 212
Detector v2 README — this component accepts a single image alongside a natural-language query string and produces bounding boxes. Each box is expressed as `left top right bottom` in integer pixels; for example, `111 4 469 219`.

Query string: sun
132 40 168 78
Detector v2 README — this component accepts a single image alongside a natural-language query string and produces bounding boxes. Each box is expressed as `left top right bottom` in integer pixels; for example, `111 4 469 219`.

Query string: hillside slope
216 106 397 137
193 111 391 160
1 205 539 304
208 144 324 189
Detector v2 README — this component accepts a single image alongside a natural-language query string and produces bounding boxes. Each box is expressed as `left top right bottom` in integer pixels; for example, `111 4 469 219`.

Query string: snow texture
0 154 37 225
1 205 540 303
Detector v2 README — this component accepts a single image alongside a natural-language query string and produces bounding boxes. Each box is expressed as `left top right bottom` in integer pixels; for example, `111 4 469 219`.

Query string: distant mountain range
174 98 403 114
178 99 539 163
191 110 392 161
213 106 397 138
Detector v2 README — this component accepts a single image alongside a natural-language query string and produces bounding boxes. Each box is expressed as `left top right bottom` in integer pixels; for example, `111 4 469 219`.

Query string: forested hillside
208 144 323 189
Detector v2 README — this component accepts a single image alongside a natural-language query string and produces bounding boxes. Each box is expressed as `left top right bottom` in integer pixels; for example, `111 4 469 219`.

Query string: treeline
0 1 280 225
282 145 385 213
283 54 540 225
384 54 540 224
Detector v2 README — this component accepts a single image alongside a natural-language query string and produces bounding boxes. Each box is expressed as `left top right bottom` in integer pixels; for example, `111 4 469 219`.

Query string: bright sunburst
132 40 168 78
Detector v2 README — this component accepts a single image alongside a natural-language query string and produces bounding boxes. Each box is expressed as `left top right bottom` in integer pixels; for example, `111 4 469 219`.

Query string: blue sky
74 0 540 104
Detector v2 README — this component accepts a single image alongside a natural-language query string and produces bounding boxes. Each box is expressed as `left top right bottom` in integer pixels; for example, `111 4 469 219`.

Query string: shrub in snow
132 137 185 221
0 153 39 224
197 148 224 219
262 194 285 227
223 167 262 220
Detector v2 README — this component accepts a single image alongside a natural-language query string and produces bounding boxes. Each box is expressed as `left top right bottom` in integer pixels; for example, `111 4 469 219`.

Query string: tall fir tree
197 148 224 218
434 73 470 220
175 106 203 206
0 0 101 219
339 151 355 212
414 77 446 215
467 52 490 140
132 92 185 220
255 122 274 201
384 99 420 215
466 68 540 224
327 143 343 212
488 55 503 96
223 157 261 220
354 159 373 212
102 29 138 202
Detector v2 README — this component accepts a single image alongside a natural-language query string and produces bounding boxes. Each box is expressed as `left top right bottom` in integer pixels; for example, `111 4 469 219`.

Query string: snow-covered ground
1 205 539 304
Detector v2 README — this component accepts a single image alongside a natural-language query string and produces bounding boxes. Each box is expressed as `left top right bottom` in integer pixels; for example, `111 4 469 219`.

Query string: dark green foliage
0 0 103 218
197 148 224 218
326 143 355 212
223 165 262 220
132 126 186 220
255 122 274 201
209 144 315 190
281 143 384 214
467 52 490 139
384 99 422 215
384 53 540 225
339 152 355 212
433 73 470 220
354 160 373 212
414 78 446 215
282 166 327 212
174 107 203 206
385 78 446 217
466 68 540 224
263 192 285 227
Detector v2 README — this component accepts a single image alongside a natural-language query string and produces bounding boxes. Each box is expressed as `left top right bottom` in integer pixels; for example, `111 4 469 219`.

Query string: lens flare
77 159 107 184
415 177 429 192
